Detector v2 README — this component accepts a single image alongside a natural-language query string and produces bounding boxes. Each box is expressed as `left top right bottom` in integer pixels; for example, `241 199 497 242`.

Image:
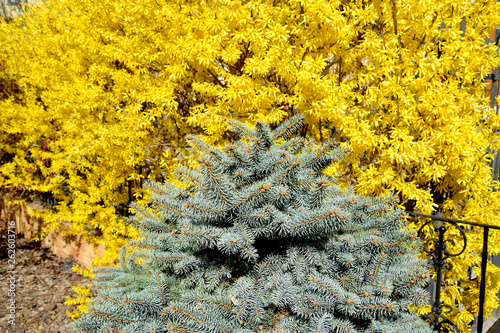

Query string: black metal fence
410 212 500 333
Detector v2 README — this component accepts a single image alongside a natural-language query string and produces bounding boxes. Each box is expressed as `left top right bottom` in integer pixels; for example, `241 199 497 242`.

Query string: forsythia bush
1 0 500 330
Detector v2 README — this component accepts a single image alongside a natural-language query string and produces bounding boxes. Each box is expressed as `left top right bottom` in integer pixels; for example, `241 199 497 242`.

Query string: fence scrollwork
417 219 467 333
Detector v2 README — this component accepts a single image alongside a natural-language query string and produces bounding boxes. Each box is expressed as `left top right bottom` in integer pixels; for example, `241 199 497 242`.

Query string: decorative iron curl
418 220 467 266
421 304 461 333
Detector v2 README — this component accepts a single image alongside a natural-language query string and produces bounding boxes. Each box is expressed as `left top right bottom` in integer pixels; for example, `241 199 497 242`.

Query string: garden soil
0 229 93 333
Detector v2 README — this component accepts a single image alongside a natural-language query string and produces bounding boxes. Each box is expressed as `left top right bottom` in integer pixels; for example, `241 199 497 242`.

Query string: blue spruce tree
62 115 432 333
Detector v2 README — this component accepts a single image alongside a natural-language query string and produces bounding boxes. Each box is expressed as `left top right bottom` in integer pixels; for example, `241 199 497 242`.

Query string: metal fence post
477 227 490 333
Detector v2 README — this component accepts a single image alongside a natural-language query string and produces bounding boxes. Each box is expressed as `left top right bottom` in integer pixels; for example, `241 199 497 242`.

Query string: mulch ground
0 229 93 333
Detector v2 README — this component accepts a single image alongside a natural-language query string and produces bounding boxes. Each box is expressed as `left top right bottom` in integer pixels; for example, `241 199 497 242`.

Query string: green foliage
62 117 432 333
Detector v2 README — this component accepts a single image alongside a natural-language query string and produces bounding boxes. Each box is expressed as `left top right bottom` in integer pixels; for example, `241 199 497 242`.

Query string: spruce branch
63 117 431 333
271 114 305 141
